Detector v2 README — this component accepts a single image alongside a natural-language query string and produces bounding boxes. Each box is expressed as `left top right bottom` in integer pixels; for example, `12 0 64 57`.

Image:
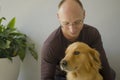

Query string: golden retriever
60 42 103 80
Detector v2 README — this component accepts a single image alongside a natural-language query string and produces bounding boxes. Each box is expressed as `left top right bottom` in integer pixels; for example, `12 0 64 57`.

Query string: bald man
41 0 115 80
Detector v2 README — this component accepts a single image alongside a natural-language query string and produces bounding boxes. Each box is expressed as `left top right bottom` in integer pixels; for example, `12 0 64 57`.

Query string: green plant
0 17 38 61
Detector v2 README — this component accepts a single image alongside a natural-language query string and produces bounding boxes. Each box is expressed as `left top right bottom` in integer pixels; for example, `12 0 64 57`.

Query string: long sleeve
41 58 56 80
40 27 66 80
90 28 115 80
41 44 57 80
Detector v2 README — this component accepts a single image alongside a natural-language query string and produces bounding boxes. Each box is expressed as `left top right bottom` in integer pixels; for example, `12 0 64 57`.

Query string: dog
60 42 103 80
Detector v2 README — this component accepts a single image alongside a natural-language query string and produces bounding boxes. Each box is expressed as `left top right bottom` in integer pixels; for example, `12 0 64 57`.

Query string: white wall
0 0 120 80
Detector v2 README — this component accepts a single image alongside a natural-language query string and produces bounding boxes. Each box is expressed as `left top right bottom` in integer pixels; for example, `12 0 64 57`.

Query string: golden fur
60 42 103 80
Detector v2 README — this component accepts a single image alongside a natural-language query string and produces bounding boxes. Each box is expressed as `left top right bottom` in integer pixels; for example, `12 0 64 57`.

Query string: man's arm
90 28 115 80
41 44 57 80
41 58 56 80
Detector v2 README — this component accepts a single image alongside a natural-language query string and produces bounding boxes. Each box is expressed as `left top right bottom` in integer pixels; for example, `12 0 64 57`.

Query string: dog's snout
61 60 67 67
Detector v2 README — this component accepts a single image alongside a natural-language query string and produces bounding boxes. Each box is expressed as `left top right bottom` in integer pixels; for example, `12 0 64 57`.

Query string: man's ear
83 9 86 20
57 12 60 20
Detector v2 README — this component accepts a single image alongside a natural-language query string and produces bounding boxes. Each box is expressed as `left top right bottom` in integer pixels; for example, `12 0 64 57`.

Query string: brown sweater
41 24 113 80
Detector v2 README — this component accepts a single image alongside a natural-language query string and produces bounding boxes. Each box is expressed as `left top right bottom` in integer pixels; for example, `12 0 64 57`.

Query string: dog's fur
60 42 103 80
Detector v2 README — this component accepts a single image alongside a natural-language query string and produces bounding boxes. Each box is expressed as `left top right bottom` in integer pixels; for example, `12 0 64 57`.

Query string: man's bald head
57 0 85 21
58 0 84 9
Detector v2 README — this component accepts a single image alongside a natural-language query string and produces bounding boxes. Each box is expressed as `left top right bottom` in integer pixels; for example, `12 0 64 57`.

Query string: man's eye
74 20 82 25
74 51 80 55
74 21 80 24
63 22 69 25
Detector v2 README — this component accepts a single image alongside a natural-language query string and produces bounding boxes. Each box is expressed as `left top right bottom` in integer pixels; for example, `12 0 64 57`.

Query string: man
41 0 115 80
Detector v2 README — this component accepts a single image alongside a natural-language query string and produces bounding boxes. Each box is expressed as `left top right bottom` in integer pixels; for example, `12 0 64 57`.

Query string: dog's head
60 42 101 72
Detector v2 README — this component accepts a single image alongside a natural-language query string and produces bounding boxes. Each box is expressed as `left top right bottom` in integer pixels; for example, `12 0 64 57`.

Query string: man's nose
69 25 76 33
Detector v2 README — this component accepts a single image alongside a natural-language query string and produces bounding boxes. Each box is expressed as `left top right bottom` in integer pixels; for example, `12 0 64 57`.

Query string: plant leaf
18 51 25 61
0 40 11 49
28 44 38 60
18 47 26 61
6 40 11 48
7 17 16 29
0 17 6 24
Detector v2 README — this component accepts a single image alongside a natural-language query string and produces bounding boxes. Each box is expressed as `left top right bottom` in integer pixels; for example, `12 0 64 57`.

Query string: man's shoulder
83 24 98 31
82 24 99 34
43 27 63 47
81 24 101 42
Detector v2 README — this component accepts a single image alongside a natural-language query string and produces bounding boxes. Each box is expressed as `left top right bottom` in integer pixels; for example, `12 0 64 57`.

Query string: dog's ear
88 49 101 70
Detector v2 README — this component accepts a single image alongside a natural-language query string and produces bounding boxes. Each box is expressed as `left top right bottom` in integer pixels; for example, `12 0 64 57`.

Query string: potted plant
0 17 38 80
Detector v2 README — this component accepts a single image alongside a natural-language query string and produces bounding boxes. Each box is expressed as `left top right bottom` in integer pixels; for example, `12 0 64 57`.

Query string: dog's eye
74 51 80 55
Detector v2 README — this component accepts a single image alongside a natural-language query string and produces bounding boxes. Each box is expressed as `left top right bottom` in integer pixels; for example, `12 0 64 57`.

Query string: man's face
57 1 85 41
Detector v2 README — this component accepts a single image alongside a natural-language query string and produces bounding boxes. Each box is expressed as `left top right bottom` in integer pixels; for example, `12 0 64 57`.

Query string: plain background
0 0 120 80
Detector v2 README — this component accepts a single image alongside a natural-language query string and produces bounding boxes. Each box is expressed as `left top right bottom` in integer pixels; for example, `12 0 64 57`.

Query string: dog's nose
61 60 67 67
